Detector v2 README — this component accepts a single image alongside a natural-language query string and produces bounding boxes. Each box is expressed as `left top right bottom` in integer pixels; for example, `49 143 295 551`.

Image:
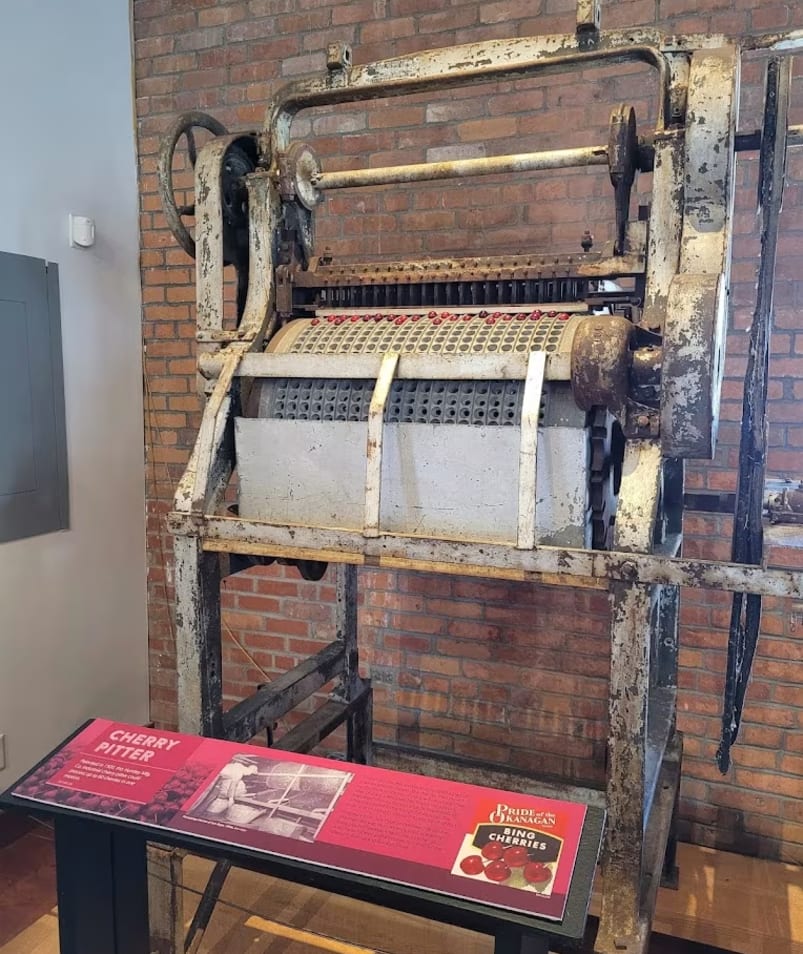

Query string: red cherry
462 313 472 320
558 311 570 320
516 312 527 320
484 860 511 883
433 318 442 325
362 315 372 322
503 313 514 321
523 862 552 886
547 310 557 317
502 845 529 868
428 310 437 318
481 842 504 861
311 318 320 325
459 854 485 876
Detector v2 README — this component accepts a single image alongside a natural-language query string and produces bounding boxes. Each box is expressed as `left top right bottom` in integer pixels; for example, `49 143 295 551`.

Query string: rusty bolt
637 414 650 429
620 560 638 581
326 42 352 71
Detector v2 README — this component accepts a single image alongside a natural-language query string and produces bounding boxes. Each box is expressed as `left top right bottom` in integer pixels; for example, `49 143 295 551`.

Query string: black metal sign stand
2 732 604 954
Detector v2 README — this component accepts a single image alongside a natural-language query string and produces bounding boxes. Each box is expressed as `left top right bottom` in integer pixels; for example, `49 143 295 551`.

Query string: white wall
0 0 148 783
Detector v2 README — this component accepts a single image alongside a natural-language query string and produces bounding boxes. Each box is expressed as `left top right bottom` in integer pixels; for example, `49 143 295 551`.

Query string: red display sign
12 719 588 922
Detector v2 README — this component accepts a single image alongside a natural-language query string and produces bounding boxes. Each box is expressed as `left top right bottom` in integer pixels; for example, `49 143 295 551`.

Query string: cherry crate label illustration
452 799 570 898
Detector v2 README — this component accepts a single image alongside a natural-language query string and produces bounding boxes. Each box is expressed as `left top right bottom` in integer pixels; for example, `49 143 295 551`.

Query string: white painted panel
380 424 519 544
0 1 148 783
238 417 590 548
237 419 367 530
536 427 589 549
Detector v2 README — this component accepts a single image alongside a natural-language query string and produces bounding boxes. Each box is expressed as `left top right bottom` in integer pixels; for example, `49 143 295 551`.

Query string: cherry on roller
459 854 486 876
484 860 512 883
481 842 504 861
502 845 530 868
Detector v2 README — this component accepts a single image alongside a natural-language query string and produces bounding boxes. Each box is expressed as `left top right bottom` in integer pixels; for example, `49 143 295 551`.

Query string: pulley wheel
157 111 228 258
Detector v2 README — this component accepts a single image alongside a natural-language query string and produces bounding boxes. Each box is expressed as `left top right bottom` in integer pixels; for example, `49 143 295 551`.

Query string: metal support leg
159 536 224 954
596 582 651 954
655 585 679 691
147 846 185 954
185 859 232 954
656 585 680 889
661 757 681 890
55 816 149 954
174 535 224 737
351 682 374 765
335 563 373 764
494 927 550 954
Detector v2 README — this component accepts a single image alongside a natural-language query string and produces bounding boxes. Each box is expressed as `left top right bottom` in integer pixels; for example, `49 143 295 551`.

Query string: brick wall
135 0 803 863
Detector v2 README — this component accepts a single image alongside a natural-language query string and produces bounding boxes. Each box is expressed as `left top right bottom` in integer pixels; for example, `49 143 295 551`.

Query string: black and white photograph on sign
186 755 353 842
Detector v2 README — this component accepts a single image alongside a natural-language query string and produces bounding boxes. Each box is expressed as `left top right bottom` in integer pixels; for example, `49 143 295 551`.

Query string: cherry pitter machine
156 5 803 951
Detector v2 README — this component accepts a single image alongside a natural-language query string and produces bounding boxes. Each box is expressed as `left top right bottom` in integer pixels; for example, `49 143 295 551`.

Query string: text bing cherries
458 841 553 890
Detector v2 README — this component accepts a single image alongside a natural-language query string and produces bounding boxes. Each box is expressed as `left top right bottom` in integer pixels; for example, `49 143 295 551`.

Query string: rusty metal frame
157 21 803 954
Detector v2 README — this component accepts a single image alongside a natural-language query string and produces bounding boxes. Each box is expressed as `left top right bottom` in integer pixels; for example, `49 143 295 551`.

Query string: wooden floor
0 840 801 954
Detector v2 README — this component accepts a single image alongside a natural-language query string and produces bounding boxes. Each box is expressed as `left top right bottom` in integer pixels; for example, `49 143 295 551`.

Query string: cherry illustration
481 842 504 861
459 854 485 876
502 845 530 868
484 860 511 883
523 862 552 887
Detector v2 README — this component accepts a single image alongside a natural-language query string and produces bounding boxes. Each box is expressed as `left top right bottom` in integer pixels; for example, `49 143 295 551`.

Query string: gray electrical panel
0 252 68 543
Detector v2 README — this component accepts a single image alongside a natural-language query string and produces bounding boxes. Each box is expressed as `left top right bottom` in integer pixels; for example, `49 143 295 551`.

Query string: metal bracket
516 351 547 549
364 353 400 537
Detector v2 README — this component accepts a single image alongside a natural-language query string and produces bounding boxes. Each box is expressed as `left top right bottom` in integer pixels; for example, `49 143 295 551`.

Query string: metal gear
588 407 624 550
